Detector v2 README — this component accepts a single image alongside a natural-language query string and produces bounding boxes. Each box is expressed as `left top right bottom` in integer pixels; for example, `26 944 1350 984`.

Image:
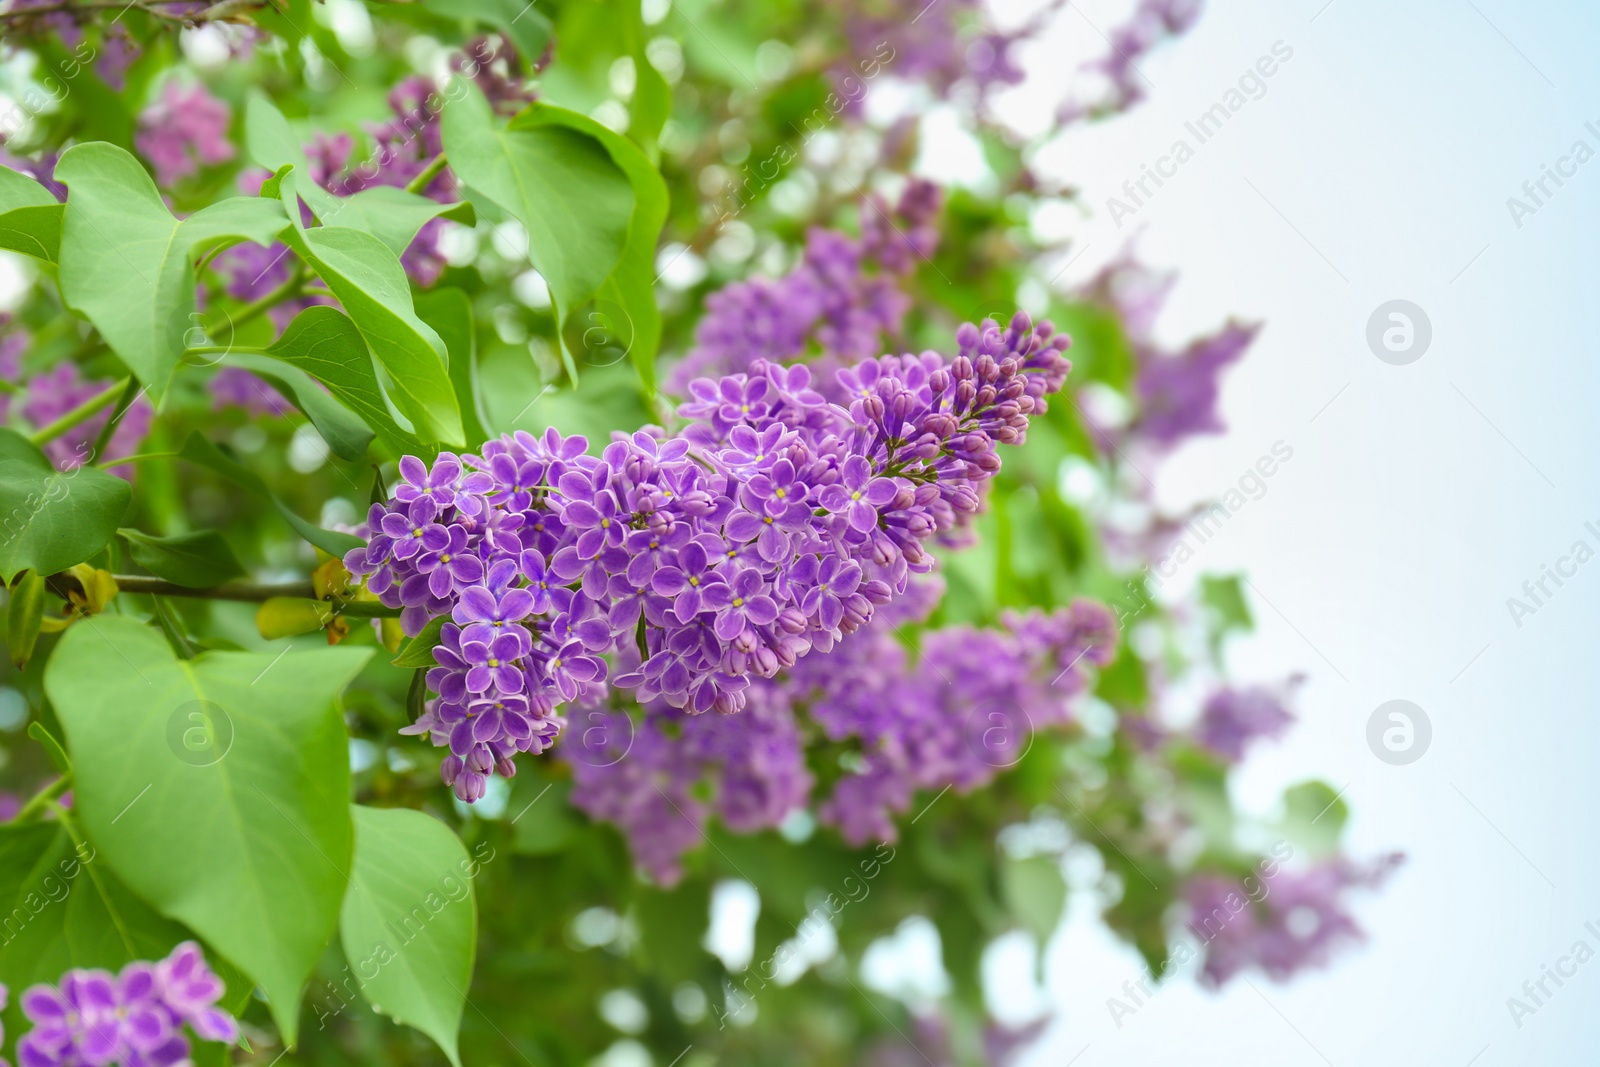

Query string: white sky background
935 0 1600 1064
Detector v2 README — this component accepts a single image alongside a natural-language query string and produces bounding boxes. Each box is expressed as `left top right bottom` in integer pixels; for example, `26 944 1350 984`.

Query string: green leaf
514 103 668 395
246 96 474 271
0 204 63 263
1001 855 1067 948
413 288 490 449
55 143 288 400
248 303 425 460
0 163 58 210
391 614 447 667
0 162 61 263
7 569 47 668
1200 573 1253 657
441 88 634 369
119 529 246 588
222 351 378 461
421 0 552 71
44 616 371 1045
275 170 464 445
507 773 578 856
0 428 131 584
0 823 186 990
1278 780 1346 859
255 304 423 455
341 805 478 1067
333 186 476 260
175 432 362 557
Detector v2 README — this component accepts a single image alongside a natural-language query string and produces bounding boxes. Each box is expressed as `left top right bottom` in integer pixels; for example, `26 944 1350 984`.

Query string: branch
28 376 130 446
108 575 400 616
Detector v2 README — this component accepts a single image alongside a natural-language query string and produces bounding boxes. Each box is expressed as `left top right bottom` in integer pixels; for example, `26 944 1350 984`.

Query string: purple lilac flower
1195 681 1298 762
1185 853 1404 986
666 182 939 391
348 314 1074 801
17 941 237 1067
18 364 152 477
135 82 237 187
566 576 1118 877
1059 0 1205 123
96 26 141 90
1133 321 1258 447
1075 253 1258 452
833 0 1027 113
208 367 293 418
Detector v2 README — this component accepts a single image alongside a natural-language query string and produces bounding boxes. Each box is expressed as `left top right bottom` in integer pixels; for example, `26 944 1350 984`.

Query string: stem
182 345 269 357
89 375 144 460
0 0 197 16
8 776 71 825
109 574 401 617
96 451 179 468
28 376 130 446
231 264 307 331
405 153 449 194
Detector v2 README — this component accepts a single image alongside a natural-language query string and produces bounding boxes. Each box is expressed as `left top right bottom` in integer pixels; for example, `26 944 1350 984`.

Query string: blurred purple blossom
135 81 237 187
1186 853 1403 986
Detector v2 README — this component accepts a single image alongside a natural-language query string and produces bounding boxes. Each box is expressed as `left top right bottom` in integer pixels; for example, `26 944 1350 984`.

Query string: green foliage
0 164 63 263
257 305 421 457
0 428 131 584
55 143 287 400
119 528 246 588
341 805 479 1066
441 89 634 375
275 169 465 447
44 617 371 1043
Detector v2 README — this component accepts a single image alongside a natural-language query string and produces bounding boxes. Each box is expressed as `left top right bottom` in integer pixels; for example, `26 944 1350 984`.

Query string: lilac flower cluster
562 577 1116 881
1195 681 1298 762
834 0 1026 110
802 588 1117 845
564 687 813 885
1185 853 1403 986
1077 254 1258 452
1059 0 1204 123
16 942 238 1067
135 81 237 188
347 314 1073 802
12 363 152 477
665 181 942 392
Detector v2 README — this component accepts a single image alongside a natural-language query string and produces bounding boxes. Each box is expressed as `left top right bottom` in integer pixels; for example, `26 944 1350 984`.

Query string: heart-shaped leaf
54 143 288 399
44 616 371 1044
340 805 478 1067
441 88 634 370
0 428 131 584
